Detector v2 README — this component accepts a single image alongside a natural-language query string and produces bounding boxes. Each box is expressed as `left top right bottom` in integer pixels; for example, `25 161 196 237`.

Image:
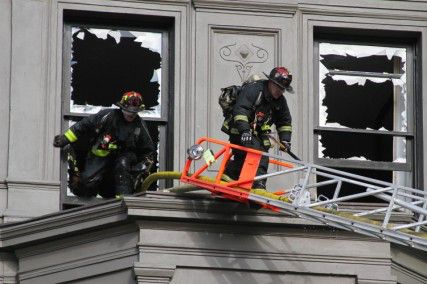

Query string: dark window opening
320 54 404 74
71 28 161 109
61 13 173 206
319 132 399 162
314 35 419 203
145 121 160 173
322 76 394 130
317 168 392 202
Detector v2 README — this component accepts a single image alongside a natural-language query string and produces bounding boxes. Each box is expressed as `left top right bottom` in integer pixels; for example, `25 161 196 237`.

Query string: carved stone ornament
219 43 269 82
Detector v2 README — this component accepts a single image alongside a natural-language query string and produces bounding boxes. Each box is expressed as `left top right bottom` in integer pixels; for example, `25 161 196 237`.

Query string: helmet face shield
272 74 292 89
125 96 143 112
265 67 294 93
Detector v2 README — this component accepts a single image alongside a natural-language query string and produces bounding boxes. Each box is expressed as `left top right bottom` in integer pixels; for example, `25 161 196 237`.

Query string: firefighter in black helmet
53 91 155 198
223 67 294 190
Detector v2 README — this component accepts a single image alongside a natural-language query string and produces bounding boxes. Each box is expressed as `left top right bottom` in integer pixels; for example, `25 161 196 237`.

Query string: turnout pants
224 134 269 189
69 151 137 198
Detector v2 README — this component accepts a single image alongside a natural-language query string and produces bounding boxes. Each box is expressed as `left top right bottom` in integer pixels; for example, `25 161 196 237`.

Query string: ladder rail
262 151 427 197
382 188 398 228
247 192 427 251
307 187 393 207
252 166 308 181
416 202 427 232
393 220 427 231
367 189 427 217
259 154 427 225
354 200 424 217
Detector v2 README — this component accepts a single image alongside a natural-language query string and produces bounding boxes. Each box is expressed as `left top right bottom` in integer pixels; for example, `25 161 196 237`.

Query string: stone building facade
1 0 427 283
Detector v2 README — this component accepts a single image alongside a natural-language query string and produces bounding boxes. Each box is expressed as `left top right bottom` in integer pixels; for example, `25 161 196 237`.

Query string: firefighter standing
223 67 294 190
53 91 155 198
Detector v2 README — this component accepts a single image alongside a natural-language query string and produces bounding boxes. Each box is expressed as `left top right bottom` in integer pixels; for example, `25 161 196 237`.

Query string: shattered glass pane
317 132 406 163
319 43 407 132
70 27 162 118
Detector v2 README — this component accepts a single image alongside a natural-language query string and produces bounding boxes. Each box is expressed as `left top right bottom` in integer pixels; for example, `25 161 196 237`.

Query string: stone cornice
391 261 427 283
0 200 127 248
19 247 138 281
5 179 59 191
126 193 371 241
0 192 375 249
134 262 176 281
299 3 427 22
128 0 191 3
0 180 7 190
139 245 390 266
192 0 427 22
192 0 298 14
126 192 321 226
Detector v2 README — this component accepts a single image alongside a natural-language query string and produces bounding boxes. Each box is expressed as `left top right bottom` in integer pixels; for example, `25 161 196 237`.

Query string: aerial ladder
141 137 427 252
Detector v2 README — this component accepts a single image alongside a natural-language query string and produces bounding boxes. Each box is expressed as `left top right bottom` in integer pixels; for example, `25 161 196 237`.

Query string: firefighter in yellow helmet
53 91 155 198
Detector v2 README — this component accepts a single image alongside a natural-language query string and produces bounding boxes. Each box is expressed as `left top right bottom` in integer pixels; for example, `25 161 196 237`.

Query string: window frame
60 13 174 208
313 33 420 187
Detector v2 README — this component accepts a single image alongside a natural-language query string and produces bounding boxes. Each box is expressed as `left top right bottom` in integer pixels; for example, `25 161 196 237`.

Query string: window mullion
314 158 412 172
314 126 413 137
327 70 402 79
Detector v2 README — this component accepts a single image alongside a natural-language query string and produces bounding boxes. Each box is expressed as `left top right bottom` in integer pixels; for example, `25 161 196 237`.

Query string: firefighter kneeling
53 91 155 198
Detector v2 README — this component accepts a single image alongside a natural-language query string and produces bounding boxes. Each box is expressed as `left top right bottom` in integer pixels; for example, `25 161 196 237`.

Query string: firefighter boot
249 180 266 210
114 153 137 196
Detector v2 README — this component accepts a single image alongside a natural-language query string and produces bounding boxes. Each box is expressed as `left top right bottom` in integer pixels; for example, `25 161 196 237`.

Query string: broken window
62 23 171 202
69 27 163 117
314 42 415 201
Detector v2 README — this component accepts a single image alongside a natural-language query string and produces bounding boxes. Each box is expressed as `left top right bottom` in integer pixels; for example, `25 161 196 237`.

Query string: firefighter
223 67 294 190
53 91 155 198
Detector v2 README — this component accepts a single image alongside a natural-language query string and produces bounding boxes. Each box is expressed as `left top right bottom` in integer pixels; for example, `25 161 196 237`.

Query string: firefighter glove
133 155 154 174
132 162 147 173
53 134 70 148
143 156 154 172
280 141 291 152
241 131 253 146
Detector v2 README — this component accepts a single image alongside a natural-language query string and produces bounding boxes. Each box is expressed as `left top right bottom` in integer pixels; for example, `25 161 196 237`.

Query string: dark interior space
322 76 394 130
320 54 404 74
64 9 174 29
314 28 423 197
145 121 160 174
71 28 161 110
319 132 393 162
314 26 421 45
316 168 391 202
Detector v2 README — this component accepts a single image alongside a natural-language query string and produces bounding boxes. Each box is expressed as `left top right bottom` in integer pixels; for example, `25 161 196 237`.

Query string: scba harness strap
220 90 263 135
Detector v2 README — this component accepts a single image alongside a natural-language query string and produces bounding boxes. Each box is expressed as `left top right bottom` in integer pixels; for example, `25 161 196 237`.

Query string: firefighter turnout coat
64 108 155 162
227 80 292 148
